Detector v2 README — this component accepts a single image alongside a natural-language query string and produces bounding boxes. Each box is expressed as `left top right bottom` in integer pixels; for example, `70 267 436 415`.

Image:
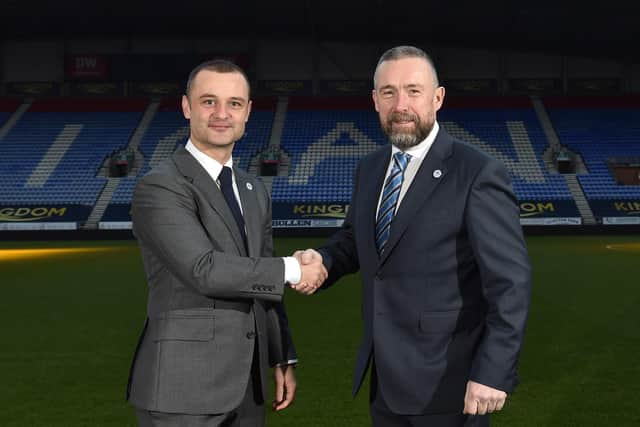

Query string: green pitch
0 235 638 426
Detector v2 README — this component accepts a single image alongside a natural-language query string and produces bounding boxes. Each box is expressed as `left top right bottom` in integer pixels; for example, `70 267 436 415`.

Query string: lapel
356 146 392 265
235 166 261 257
172 146 247 255
379 129 454 266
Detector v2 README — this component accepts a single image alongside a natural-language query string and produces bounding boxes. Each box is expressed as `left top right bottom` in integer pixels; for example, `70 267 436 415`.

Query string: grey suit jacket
320 128 531 415
127 145 296 414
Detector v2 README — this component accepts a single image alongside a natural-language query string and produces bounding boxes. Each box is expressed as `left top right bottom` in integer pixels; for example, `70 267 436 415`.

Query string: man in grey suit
127 59 326 426
293 46 531 426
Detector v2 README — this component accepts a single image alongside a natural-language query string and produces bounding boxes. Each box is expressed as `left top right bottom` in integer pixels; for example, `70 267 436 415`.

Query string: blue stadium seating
273 110 386 203
0 111 142 205
273 101 569 204
0 112 10 127
110 109 274 205
6 95 637 225
137 110 189 174
439 109 571 201
233 111 275 171
547 109 640 200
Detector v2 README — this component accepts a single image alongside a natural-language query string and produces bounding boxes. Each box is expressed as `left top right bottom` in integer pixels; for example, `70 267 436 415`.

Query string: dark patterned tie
218 166 247 248
375 152 412 254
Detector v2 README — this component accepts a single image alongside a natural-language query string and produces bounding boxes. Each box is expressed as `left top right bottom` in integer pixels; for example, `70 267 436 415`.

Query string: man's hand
463 380 507 415
273 364 297 411
290 249 327 295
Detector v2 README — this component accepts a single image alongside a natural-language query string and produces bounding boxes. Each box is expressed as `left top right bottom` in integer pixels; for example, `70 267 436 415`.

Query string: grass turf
0 236 638 426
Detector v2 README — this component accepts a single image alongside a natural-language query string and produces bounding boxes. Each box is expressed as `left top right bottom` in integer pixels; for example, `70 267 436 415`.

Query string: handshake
290 249 327 295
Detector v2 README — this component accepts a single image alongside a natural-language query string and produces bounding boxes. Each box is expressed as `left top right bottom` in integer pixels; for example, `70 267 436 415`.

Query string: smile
209 124 231 130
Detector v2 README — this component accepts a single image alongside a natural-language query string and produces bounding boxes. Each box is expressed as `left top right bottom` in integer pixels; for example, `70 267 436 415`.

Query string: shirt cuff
282 257 301 285
275 359 299 367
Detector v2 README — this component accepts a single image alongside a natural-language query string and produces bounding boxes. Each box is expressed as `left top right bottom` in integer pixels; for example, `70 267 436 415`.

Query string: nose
212 103 229 119
393 90 409 112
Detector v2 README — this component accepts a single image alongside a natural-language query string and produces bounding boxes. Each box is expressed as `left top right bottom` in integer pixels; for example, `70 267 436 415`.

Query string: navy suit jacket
319 128 531 415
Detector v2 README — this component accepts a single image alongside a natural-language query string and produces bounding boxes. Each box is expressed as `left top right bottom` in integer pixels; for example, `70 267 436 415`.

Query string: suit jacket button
246 332 256 339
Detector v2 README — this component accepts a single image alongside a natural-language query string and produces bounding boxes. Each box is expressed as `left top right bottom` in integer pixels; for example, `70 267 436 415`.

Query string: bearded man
291 46 531 427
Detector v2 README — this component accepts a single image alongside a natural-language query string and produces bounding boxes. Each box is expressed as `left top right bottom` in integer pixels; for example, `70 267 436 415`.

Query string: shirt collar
185 140 233 183
391 120 440 159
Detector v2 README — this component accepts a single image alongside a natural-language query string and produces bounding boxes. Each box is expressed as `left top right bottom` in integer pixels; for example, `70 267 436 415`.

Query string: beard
381 111 433 150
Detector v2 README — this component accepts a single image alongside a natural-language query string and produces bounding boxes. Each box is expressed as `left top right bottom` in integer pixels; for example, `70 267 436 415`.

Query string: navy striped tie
375 152 412 254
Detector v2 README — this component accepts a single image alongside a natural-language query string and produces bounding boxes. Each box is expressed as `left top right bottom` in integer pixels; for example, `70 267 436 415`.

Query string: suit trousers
135 344 265 427
369 360 489 427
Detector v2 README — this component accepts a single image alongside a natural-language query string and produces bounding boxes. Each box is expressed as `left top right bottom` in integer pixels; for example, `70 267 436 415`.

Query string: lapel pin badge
433 169 442 179
246 182 253 190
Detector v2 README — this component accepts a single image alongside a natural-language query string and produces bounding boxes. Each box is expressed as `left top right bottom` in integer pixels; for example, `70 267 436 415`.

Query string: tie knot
218 166 233 187
393 152 411 171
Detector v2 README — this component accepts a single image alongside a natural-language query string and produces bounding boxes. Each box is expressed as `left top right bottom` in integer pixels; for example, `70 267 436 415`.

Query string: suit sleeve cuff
275 359 299 367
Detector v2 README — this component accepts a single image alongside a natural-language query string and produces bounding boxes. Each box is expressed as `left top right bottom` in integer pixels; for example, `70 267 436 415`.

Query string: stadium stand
0 98 20 126
272 96 387 203
441 97 572 201
7 93 639 227
545 96 640 200
0 98 147 226
102 96 276 223
0 112 10 128
273 96 573 210
544 96 640 222
108 98 188 211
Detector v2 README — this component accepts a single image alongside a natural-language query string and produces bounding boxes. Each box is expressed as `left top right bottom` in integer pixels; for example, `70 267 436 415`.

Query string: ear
372 89 380 113
181 95 191 120
245 100 252 123
433 86 445 112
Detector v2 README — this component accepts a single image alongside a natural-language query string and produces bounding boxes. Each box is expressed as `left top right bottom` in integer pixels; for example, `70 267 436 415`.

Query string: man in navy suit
292 46 531 426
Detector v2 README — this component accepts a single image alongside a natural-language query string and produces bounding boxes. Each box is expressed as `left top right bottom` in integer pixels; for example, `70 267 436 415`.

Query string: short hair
373 45 439 88
185 59 251 98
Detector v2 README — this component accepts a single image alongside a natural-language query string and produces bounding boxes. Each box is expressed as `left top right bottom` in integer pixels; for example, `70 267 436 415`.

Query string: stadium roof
2 0 638 60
